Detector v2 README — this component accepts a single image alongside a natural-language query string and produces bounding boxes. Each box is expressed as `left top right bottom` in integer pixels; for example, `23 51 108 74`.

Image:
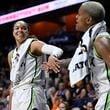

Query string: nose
76 14 78 19
18 28 23 31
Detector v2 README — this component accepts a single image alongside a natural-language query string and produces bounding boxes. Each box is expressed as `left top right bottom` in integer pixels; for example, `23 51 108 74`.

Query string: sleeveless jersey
11 38 43 89
90 32 110 97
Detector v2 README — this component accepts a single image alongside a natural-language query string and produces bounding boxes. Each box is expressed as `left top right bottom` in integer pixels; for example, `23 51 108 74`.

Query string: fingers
41 56 61 73
48 63 60 73
47 56 60 73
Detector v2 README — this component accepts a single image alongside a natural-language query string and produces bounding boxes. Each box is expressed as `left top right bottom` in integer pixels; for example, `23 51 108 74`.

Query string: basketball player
8 20 63 110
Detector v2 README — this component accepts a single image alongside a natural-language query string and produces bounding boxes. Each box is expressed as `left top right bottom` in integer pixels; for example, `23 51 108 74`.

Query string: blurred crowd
0 52 97 110
0 49 98 110
46 68 97 110
0 0 110 109
0 50 10 110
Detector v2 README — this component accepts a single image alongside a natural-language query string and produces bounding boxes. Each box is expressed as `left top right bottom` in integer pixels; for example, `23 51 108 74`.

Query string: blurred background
0 0 110 109
0 0 110 46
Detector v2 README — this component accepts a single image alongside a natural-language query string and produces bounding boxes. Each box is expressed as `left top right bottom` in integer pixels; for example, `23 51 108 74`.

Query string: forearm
8 92 12 110
8 83 13 110
41 44 63 73
60 58 71 68
41 44 63 58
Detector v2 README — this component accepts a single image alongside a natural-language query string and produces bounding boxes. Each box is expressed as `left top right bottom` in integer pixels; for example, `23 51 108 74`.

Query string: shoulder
94 32 110 57
8 49 14 59
94 32 110 46
8 49 15 69
95 32 110 41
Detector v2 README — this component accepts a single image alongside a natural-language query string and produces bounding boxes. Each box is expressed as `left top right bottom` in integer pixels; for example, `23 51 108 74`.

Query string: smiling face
13 21 30 46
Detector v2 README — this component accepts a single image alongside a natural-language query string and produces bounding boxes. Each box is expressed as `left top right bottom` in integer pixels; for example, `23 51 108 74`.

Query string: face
13 21 30 44
87 102 93 110
80 88 87 98
59 82 65 90
76 6 92 32
58 103 66 110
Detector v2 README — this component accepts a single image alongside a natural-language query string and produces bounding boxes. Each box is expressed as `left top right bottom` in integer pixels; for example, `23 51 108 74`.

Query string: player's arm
8 51 12 70
30 40 63 73
7 51 13 110
59 58 71 68
94 34 110 68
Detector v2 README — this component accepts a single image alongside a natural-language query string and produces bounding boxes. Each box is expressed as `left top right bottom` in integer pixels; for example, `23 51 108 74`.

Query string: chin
76 27 84 32
75 27 80 31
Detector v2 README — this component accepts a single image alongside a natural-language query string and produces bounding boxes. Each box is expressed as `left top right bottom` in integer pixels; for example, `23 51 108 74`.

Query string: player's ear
86 15 94 25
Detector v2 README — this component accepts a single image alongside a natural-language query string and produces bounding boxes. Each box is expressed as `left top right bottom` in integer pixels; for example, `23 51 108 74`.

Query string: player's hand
47 55 60 73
